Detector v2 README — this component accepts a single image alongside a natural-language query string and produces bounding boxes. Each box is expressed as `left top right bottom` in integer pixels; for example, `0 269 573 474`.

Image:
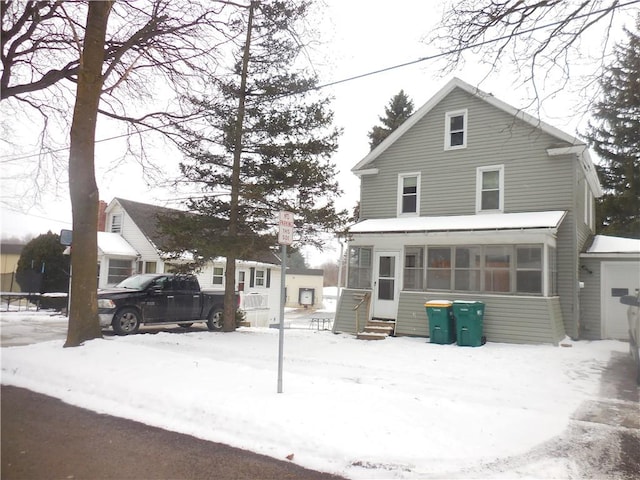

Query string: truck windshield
115 275 158 290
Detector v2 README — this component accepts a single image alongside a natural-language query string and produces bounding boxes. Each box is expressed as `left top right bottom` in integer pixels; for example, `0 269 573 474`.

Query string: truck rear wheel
112 308 141 336
207 309 223 331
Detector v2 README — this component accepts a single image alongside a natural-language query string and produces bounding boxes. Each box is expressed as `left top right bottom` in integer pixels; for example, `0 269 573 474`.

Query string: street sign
278 211 294 245
60 229 72 246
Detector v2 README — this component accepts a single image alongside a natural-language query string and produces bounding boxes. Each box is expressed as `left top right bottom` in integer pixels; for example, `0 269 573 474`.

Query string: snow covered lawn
0 310 629 479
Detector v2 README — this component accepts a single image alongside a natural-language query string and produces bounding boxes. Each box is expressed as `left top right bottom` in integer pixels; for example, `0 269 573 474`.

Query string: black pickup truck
97 273 228 335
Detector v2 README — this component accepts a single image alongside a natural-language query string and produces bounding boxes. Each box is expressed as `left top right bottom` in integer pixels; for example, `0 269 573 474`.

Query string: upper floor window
476 165 504 212
398 173 420 216
444 109 467 150
110 213 123 233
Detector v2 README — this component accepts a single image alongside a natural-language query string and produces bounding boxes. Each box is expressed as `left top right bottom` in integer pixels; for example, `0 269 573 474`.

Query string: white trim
397 172 421 217
353 168 379 177
444 109 467 150
476 165 504 213
350 210 566 234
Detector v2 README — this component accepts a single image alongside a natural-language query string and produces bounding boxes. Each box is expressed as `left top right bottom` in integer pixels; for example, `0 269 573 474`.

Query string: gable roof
110 198 281 266
352 77 602 196
113 198 182 251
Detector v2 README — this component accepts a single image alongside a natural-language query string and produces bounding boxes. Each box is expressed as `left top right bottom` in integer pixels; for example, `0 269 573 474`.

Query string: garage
579 235 640 341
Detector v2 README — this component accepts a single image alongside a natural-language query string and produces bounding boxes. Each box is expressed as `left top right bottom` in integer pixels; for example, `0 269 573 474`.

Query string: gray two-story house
333 77 611 345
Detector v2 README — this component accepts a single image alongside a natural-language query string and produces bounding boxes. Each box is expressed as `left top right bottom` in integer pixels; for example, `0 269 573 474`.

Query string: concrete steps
357 319 396 340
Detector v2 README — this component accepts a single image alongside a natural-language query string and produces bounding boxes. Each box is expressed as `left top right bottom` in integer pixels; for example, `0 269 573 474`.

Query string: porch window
212 267 224 285
548 246 558 295
398 173 420 215
426 247 451 290
403 246 424 290
476 165 504 212
454 246 481 291
516 246 542 294
107 259 132 285
348 246 372 289
484 246 511 292
144 261 157 274
445 110 467 149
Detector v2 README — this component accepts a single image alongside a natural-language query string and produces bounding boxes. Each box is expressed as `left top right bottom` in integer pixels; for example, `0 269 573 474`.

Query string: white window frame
444 109 468 150
584 183 595 231
476 165 504 213
110 213 123 233
212 266 224 285
397 172 421 217
255 269 265 287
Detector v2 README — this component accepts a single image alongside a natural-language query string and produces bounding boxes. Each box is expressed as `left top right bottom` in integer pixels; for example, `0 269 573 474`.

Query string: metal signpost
277 211 293 393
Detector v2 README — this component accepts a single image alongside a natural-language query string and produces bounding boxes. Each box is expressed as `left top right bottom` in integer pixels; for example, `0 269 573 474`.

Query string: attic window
110 213 123 233
445 110 467 150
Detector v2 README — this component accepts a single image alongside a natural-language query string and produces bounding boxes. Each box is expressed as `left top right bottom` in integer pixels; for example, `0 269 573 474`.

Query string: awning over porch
97 232 138 257
349 211 567 234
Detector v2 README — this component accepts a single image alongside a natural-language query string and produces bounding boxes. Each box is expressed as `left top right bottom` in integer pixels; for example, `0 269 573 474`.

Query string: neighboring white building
284 268 324 308
97 198 282 326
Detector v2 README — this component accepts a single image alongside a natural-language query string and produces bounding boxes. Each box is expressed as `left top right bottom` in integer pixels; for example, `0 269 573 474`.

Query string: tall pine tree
159 1 348 331
367 90 414 150
586 17 640 238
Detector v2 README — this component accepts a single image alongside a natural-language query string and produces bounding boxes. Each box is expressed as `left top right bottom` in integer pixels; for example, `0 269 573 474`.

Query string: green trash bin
453 301 485 347
425 300 455 344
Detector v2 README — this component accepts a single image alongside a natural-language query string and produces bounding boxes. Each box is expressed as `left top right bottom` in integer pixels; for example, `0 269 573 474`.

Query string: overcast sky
1 0 636 263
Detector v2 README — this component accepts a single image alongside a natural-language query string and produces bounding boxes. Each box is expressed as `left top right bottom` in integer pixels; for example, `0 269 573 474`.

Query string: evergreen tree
287 250 308 270
159 1 348 331
367 90 414 150
586 18 640 238
16 232 70 294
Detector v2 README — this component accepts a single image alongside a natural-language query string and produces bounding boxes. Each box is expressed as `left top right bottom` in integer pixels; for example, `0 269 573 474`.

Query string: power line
2 0 637 163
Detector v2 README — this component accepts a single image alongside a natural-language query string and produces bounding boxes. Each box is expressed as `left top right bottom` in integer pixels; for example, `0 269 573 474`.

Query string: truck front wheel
112 308 141 336
207 309 223 331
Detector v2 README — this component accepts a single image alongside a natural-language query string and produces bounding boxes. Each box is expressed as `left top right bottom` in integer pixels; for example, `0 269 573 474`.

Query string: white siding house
98 198 282 325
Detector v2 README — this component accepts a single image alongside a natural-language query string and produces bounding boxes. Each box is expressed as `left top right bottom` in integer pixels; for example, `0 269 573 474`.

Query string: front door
373 251 400 319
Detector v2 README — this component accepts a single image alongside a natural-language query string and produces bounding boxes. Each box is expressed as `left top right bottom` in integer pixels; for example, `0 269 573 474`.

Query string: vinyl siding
396 291 565 344
333 289 372 334
579 257 602 340
359 88 576 220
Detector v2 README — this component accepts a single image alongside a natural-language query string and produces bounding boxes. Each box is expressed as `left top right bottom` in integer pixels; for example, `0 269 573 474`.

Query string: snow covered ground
0 294 633 479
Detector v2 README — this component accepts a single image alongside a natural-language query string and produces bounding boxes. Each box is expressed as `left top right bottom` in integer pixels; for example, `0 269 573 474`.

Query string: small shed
285 268 324 308
579 235 640 340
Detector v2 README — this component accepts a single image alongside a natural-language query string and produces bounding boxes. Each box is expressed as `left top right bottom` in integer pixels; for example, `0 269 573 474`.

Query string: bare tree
1 1 231 206
1 0 233 345
430 0 640 111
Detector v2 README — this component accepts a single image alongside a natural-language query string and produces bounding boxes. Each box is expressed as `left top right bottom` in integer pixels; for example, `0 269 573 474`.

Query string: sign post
277 211 294 393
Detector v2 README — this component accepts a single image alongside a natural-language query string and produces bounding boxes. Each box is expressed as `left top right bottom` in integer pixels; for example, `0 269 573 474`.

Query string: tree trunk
223 1 254 332
64 2 113 347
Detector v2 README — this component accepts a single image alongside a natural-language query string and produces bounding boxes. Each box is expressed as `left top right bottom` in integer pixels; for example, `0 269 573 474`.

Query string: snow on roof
586 235 640 254
98 232 138 257
349 211 566 234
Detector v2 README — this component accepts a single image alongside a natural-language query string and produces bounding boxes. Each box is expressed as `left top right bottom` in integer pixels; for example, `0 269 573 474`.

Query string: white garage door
601 262 640 340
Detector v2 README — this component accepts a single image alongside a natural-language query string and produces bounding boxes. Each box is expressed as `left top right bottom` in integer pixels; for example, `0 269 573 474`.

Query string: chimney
97 200 107 232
